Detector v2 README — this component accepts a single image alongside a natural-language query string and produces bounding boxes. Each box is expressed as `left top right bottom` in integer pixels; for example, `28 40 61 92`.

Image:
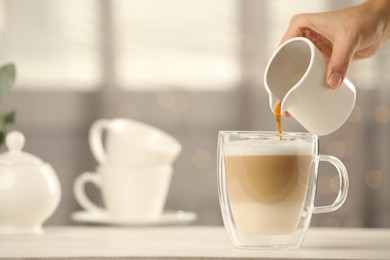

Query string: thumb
326 39 355 89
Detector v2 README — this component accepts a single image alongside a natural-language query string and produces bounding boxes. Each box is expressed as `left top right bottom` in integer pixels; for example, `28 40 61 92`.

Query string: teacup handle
89 119 110 164
314 155 349 214
73 172 105 212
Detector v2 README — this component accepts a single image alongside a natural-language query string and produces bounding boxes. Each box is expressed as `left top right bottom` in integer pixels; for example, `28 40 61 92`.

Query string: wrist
364 0 390 40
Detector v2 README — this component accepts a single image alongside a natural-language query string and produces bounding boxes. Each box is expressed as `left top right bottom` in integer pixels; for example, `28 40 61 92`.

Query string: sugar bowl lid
0 131 42 165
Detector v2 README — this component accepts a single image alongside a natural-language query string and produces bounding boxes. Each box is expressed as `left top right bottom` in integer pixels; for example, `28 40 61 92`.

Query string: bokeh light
365 169 383 189
374 104 390 125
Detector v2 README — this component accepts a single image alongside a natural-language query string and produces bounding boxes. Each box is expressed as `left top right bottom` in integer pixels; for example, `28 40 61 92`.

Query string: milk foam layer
224 139 313 156
231 202 302 234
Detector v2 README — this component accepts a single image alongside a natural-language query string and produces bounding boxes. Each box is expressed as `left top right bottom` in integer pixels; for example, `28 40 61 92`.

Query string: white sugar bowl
0 131 61 234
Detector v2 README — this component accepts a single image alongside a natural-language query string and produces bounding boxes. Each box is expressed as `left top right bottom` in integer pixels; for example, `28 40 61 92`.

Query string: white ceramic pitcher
264 37 356 136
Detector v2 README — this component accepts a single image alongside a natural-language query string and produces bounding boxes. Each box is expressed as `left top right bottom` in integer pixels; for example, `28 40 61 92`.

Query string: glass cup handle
313 155 349 214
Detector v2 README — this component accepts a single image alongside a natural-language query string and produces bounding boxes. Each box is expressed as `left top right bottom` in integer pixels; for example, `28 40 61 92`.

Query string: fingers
280 14 307 45
302 29 333 59
326 36 355 89
281 13 356 90
280 26 302 45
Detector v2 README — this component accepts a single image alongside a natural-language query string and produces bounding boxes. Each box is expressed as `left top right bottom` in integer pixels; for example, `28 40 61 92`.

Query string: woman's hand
281 0 390 89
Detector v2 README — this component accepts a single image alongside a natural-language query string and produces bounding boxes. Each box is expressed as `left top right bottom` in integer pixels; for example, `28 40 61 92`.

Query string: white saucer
71 210 197 226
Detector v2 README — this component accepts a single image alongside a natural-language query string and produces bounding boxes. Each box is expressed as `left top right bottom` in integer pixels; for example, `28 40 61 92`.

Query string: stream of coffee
274 101 283 139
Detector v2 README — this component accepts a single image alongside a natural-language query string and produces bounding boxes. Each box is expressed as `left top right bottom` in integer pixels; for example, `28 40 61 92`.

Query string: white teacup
73 165 172 220
264 37 356 136
89 118 181 166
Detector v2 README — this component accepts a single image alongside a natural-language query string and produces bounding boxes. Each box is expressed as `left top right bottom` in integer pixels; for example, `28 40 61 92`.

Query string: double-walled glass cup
218 131 348 249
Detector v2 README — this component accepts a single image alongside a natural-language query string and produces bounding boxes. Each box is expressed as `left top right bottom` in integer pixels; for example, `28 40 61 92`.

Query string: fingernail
328 73 342 89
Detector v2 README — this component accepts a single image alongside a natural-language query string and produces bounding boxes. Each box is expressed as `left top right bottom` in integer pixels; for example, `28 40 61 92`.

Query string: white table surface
0 226 389 259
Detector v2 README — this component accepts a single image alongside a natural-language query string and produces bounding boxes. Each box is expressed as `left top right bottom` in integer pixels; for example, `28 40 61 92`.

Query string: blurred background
0 0 389 228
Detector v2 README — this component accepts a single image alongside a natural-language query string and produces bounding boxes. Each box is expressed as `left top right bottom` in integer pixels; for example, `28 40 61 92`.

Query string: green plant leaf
3 110 15 124
0 63 16 102
0 114 4 130
0 131 4 146
0 111 16 146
